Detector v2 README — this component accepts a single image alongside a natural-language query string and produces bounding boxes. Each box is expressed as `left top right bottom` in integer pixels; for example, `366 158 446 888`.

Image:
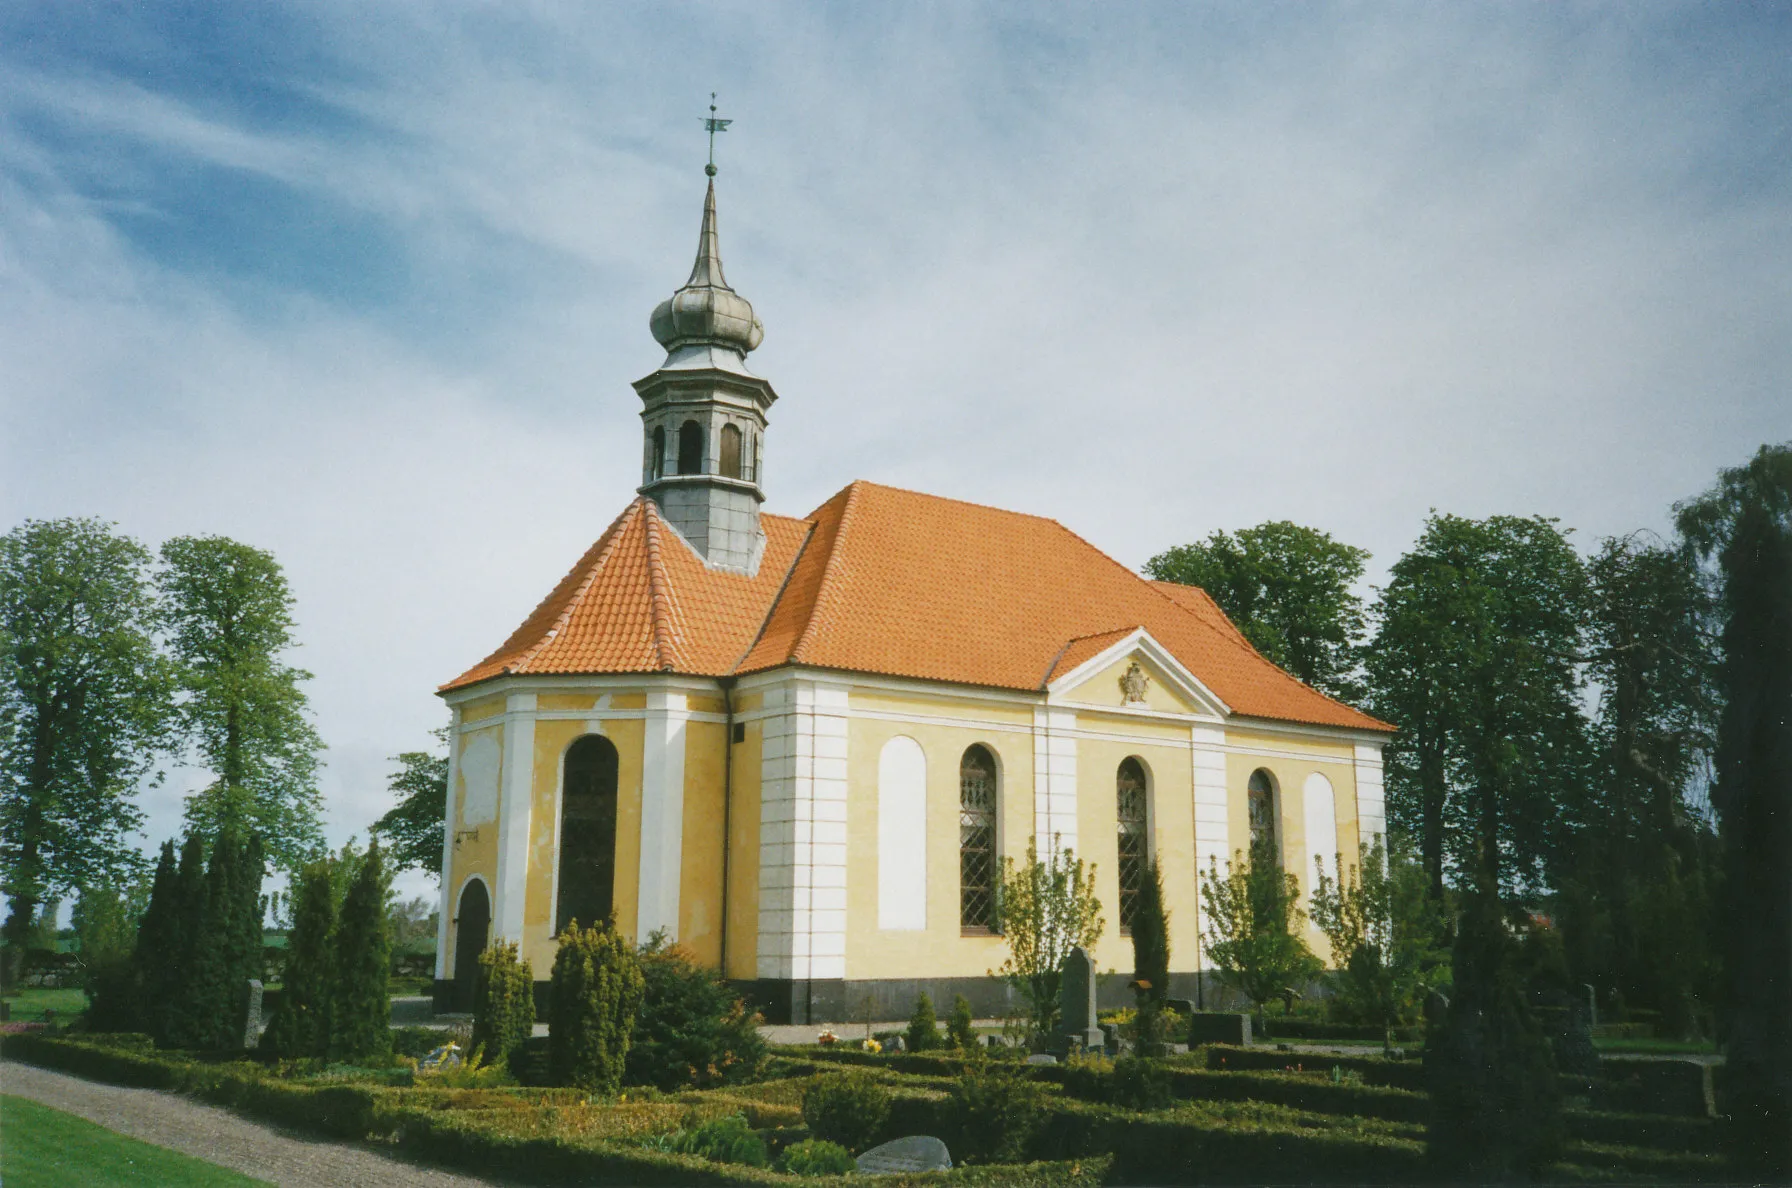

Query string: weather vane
703 92 731 177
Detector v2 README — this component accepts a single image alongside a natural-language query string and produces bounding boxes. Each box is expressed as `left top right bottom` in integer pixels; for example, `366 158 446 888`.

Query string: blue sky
3 3 1788 901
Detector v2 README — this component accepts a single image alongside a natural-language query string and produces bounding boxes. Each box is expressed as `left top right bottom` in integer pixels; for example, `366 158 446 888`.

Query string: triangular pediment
1046 627 1228 718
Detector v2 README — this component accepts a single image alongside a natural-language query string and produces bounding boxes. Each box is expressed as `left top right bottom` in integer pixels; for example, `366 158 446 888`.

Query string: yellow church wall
537 693 597 712
610 693 647 710
724 717 762 980
1061 653 1206 716
733 692 763 714
687 695 726 715
848 689 1034 729
460 696 505 725
678 719 728 965
843 714 1033 981
1226 726 1355 761
1074 734 1196 979
1074 709 1190 746
522 720 589 965
442 725 501 979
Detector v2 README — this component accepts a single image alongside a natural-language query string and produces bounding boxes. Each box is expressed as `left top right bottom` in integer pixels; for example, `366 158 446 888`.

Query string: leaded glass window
1248 768 1279 864
1117 757 1148 934
959 745 997 932
557 735 619 935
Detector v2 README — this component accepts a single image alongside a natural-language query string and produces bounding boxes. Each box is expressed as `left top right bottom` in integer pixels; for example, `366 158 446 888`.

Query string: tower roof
649 180 764 368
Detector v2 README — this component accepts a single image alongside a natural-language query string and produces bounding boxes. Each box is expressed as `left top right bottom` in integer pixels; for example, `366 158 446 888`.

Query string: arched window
677 420 704 475
557 735 619 935
1117 757 1149 933
719 423 743 478
1248 769 1279 864
744 430 757 482
650 426 666 480
959 745 998 932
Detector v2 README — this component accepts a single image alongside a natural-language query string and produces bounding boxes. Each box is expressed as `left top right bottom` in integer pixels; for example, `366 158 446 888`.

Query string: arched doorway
451 879 491 1011
557 735 620 935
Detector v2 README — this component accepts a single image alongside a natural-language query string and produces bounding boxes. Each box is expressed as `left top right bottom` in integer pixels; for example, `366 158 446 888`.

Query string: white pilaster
1190 723 1230 875
1032 705 1079 859
757 677 850 981
433 706 463 980
493 693 536 943
1353 742 1387 853
636 690 690 941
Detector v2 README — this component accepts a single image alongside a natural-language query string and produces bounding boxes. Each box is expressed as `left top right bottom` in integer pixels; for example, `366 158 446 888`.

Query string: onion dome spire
649 180 764 364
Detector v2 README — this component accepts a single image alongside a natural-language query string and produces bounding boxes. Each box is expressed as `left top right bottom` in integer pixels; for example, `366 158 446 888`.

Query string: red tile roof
442 481 1392 734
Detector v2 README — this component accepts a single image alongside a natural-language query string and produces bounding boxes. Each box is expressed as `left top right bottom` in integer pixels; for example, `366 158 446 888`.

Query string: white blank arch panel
877 736 928 931
1303 772 1338 884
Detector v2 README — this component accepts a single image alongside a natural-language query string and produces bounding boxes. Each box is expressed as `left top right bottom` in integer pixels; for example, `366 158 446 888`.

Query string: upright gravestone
239 979 264 1050
1059 945 1105 1053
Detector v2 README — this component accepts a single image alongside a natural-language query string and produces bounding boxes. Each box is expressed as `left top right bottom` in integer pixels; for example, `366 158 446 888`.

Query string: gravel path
0 1061 511 1188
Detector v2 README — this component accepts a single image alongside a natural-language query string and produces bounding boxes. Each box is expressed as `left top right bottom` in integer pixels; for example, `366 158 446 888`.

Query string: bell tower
634 178 776 573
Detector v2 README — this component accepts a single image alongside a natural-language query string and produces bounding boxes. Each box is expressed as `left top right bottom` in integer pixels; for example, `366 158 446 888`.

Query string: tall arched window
1117 757 1149 933
1248 769 1279 864
677 420 704 475
557 735 619 935
650 425 666 480
959 744 998 932
719 423 743 478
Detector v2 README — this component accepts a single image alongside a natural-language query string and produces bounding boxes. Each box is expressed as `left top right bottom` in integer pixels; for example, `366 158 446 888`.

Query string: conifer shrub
129 841 181 1043
950 1062 1044 1163
195 830 265 1051
330 841 392 1063
548 918 645 1094
777 1137 856 1176
159 833 210 1048
471 940 534 1072
1425 895 1563 1179
1130 859 1171 1055
947 993 978 1049
906 990 940 1052
262 859 336 1058
624 932 765 1090
801 1070 891 1153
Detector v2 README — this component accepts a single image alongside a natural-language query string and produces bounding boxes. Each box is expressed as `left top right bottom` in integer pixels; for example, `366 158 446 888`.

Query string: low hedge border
1199 1044 1429 1092
1255 1020 1424 1044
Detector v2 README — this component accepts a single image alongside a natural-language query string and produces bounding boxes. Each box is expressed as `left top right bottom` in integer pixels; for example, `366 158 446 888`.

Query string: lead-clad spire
649 180 764 365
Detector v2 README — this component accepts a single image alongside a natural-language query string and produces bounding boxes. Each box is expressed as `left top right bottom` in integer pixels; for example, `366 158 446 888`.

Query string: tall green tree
157 535 324 869
1200 843 1322 1026
371 729 449 878
1557 534 1721 1033
1365 514 1589 898
331 839 392 1063
1145 521 1370 699
1 518 168 970
992 837 1104 1046
161 831 213 1048
1676 442 1792 1179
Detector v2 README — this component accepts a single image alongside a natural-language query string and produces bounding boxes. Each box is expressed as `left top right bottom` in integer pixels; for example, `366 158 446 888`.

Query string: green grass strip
0 1094 271 1188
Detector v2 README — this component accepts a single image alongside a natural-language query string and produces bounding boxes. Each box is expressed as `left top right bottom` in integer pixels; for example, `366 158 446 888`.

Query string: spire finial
703 92 731 178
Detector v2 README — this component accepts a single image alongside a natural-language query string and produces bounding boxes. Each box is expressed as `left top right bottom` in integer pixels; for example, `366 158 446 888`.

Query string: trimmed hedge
1200 1044 1429 1092
1257 1019 1424 1044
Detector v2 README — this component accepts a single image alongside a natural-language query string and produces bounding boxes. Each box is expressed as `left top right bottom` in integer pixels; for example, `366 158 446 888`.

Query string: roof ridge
790 482 863 662
808 478 1069 526
730 519 817 674
640 501 680 672
512 499 643 675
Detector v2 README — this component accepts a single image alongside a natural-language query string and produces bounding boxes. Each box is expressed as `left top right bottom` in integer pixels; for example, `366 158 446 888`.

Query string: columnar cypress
548 920 645 1094
1130 858 1171 1053
472 940 536 1071
906 991 939 1052
330 840 391 1063
162 832 210 1048
262 858 335 1058
131 841 180 1042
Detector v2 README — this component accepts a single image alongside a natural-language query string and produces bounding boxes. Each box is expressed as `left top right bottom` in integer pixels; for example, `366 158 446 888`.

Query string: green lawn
2 986 87 1022
0 1095 270 1187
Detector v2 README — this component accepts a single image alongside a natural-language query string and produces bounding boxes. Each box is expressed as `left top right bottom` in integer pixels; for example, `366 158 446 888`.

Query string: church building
432 177 1394 1023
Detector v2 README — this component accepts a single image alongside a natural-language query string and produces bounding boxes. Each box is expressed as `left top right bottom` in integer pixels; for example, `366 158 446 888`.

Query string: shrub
261 859 335 1059
802 1071 891 1153
625 933 765 1090
548 919 644 1094
331 840 392 1063
471 941 534 1072
951 1062 1044 1164
778 1137 856 1176
947 994 977 1049
906 991 940 1052
1110 1057 1174 1110
663 1112 768 1167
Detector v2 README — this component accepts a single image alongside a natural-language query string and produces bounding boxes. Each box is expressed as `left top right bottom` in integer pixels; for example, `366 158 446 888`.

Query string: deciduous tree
992 837 1103 1046
1309 835 1449 1028
1 518 168 972
157 535 323 869
372 730 448 879
1145 521 1369 699
1200 844 1321 1026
